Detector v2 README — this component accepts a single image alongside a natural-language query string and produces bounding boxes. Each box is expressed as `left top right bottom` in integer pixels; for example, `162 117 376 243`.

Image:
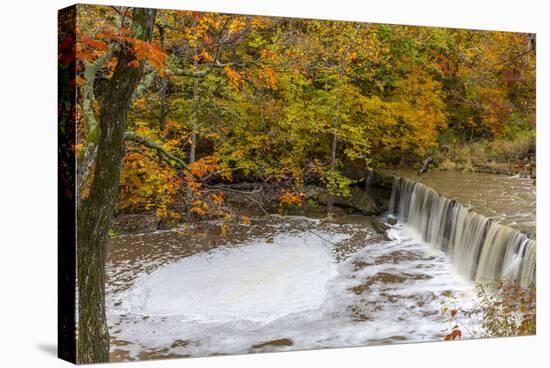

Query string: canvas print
58 4 536 364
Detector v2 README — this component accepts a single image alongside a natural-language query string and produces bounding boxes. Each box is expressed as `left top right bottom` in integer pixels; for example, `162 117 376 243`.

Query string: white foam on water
107 223 479 359
118 232 345 323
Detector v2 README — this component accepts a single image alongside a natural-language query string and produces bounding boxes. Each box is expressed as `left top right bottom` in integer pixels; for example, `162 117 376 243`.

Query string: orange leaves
76 35 108 63
224 66 242 89
241 216 251 225
251 16 267 29
129 39 166 76
210 193 224 205
279 191 304 207
189 156 219 178
259 66 278 89
81 35 108 51
190 206 207 216
71 143 83 155
261 48 279 62
75 75 86 87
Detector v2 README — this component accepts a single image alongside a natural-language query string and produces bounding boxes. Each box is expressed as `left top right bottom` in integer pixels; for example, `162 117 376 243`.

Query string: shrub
477 281 536 337
441 281 536 340
438 159 457 171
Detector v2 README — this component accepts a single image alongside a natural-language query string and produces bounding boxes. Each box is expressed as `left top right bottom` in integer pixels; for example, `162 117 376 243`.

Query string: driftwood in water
417 156 433 176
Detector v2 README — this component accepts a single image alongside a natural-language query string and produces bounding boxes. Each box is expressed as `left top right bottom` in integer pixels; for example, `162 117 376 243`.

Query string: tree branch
123 131 190 170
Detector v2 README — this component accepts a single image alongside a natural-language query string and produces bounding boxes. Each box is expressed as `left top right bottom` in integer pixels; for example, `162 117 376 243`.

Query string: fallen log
417 156 433 176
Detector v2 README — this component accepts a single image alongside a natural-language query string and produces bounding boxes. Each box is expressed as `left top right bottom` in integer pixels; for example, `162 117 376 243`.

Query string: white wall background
0 0 547 367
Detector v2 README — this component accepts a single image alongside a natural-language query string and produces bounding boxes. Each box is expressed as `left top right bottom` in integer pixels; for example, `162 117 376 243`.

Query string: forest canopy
74 5 535 222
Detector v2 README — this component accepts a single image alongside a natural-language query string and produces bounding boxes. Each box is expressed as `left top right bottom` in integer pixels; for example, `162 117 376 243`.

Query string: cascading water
389 176 536 287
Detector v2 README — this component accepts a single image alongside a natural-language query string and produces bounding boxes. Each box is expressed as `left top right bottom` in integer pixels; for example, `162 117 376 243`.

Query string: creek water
106 172 535 361
382 169 536 235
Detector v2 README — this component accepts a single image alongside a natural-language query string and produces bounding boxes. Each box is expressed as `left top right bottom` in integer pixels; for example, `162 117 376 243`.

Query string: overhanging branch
124 131 190 170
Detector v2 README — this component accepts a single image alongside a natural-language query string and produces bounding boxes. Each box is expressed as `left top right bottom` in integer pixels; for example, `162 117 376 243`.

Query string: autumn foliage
75 6 535 222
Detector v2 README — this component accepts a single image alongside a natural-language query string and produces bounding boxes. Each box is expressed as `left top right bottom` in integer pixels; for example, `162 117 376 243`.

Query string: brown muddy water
382 169 536 235
106 215 478 361
106 172 535 362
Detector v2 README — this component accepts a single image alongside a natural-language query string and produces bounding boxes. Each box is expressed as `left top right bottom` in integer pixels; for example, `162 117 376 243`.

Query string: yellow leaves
205 132 221 140
231 150 246 159
220 223 230 237
133 97 146 109
224 66 242 89
193 50 214 63
72 143 83 155
229 19 246 34
190 206 206 216
118 143 183 218
241 216 251 225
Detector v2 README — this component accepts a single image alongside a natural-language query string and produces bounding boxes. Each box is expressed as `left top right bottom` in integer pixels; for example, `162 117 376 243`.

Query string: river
106 171 536 361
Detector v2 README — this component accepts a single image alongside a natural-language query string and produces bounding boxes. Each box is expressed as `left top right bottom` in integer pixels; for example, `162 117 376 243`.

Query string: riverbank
111 172 394 235
432 134 536 178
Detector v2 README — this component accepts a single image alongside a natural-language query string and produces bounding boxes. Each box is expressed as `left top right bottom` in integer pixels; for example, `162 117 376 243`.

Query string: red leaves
127 60 140 68
444 327 462 341
58 35 75 66
79 30 166 76
77 35 108 63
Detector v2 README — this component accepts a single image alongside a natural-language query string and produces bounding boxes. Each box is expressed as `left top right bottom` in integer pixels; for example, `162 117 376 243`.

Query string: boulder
303 185 381 215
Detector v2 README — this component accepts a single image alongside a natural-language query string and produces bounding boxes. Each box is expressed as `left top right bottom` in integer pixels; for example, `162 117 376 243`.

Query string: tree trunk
189 18 200 164
327 25 360 217
76 8 156 364
158 24 168 131
326 59 345 217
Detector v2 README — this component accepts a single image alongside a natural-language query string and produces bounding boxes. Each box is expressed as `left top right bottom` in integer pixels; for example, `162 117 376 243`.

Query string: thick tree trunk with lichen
158 24 168 131
189 17 200 164
76 8 156 364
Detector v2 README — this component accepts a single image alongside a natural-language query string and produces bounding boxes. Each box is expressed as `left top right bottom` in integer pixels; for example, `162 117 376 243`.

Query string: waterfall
389 176 536 287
